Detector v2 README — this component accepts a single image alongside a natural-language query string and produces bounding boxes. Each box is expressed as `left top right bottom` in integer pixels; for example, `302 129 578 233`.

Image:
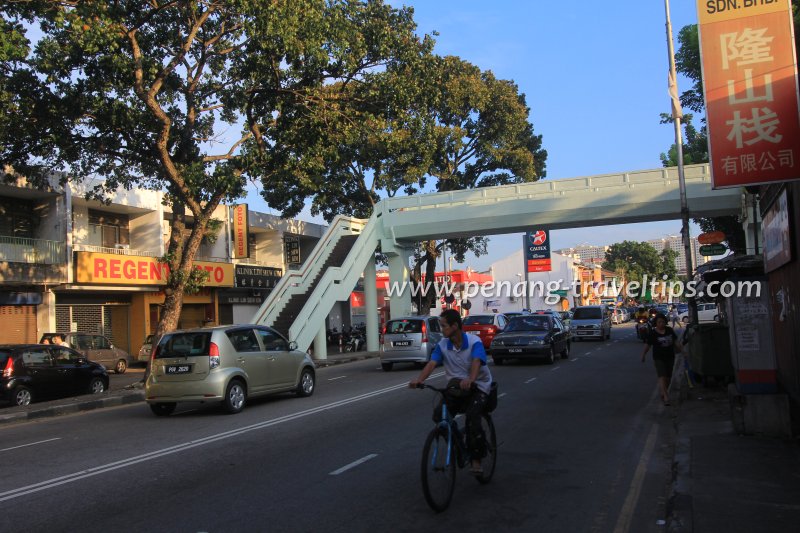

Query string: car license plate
394 341 411 347
577 331 590 335
166 364 192 374
508 348 522 353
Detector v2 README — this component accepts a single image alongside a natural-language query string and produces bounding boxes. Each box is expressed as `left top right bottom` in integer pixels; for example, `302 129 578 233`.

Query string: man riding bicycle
409 309 493 475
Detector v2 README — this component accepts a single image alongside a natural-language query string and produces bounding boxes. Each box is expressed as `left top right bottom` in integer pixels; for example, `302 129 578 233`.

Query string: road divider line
525 377 537 384
328 376 347 381
570 358 579 362
0 438 61 453
329 454 378 475
0 371 445 503
498 393 507 398
612 422 660 533
550 367 561 372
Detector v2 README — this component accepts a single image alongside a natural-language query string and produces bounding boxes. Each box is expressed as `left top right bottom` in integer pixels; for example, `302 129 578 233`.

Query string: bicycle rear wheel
421 427 456 512
475 414 497 484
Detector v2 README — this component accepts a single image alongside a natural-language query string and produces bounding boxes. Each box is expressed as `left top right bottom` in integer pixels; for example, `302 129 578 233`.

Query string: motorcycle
345 331 365 352
636 317 649 342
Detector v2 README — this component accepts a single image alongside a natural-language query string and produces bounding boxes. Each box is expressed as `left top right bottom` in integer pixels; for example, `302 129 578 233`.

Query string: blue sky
243 1 703 270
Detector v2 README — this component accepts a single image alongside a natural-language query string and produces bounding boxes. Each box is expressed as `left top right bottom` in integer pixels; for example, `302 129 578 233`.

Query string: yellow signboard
76 252 234 287
698 0 789 25
232 204 249 259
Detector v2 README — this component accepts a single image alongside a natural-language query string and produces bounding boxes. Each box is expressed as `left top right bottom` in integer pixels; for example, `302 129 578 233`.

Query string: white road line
498 393 507 398
612 423 660 533
327 376 347 381
0 372 445 503
570 358 579 362
550 366 561 372
329 454 378 476
0 438 61 453
525 377 537 384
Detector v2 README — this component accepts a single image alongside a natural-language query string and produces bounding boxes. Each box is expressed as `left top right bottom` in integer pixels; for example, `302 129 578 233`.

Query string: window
463 316 494 325
386 320 422 334
52 347 79 364
428 319 440 333
255 328 287 351
21 349 52 366
75 335 93 350
155 332 212 358
93 336 111 349
226 329 260 353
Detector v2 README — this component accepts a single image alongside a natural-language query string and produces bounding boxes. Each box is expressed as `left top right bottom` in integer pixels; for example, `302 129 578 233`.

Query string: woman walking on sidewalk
641 313 683 406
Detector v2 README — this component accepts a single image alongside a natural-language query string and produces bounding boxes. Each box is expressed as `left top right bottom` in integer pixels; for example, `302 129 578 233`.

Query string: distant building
554 243 609 264
646 235 706 275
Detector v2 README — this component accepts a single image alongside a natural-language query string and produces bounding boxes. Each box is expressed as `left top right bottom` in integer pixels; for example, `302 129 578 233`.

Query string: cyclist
409 309 493 475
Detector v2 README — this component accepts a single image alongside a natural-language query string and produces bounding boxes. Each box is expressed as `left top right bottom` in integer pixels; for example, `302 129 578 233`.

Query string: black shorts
654 354 675 379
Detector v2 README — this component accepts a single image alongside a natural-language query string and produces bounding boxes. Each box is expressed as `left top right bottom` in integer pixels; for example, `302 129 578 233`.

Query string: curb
0 390 145 427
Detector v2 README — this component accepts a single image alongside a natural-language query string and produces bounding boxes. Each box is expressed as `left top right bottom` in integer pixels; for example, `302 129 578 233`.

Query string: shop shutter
0 305 37 343
179 304 206 329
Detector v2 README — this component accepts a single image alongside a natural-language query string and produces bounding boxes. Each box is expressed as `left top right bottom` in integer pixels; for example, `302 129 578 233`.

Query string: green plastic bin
686 322 734 379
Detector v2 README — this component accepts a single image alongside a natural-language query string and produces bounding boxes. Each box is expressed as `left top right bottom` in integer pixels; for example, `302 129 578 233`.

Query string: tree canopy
603 241 665 287
1 0 434 334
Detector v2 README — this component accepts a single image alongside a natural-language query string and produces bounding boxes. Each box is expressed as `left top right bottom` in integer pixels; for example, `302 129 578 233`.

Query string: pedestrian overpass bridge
252 163 743 357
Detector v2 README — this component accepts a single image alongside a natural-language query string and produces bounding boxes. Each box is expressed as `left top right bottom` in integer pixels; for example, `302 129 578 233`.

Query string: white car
679 303 719 324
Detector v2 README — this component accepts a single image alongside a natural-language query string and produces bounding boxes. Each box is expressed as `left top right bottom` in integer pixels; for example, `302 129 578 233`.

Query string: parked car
679 303 719 324
462 314 508 349
1 344 109 406
380 316 443 371
40 332 133 374
611 308 627 324
571 305 612 340
489 314 570 365
138 335 154 363
145 325 316 416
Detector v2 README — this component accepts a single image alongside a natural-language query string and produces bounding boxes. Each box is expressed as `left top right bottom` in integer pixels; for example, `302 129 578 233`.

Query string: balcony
0 236 65 265
72 243 161 258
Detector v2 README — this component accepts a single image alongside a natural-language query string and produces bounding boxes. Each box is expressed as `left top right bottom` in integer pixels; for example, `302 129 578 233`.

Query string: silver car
380 316 443 371
571 305 612 341
138 334 154 363
145 324 315 416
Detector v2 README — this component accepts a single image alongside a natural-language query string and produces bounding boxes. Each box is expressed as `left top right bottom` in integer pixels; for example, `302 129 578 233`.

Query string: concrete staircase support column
385 244 412 319
364 256 379 351
314 323 327 360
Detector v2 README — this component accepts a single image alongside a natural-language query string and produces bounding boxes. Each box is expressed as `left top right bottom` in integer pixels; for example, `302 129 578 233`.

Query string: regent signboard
697 0 800 188
232 204 249 259
75 252 234 287
525 230 552 272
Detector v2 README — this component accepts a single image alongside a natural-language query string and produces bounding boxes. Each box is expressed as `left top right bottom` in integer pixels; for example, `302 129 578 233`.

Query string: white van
679 303 719 324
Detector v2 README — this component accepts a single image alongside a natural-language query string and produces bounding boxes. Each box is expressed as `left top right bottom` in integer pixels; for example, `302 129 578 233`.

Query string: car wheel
381 363 393 372
88 377 106 394
13 386 33 406
682 316 689 324
114 359 127 374
713 314 719 322
223 379 246 414
561 342 570 359
493 357 504 366
296 368 315 397
150 402 176 416
546 347 555 364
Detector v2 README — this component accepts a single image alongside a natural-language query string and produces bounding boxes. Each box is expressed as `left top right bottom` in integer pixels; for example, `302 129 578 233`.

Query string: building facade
646 235 707 275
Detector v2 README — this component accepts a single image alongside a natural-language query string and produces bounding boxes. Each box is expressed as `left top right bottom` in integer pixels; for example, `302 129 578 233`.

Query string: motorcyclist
634 306 649 321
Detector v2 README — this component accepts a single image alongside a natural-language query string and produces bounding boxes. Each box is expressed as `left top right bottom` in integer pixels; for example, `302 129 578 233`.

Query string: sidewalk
666 372 800 532
0 351 381 426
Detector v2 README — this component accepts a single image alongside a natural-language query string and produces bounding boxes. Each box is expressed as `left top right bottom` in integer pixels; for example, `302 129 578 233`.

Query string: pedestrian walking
641 313 683 406
669 305 680 328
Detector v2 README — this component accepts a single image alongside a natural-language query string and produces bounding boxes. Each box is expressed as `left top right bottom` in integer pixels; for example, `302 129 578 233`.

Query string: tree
603 241 664 297
1 0 430 337
660 248 679 281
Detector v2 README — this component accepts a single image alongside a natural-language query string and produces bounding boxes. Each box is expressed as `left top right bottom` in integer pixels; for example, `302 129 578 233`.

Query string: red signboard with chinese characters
697 0 800 188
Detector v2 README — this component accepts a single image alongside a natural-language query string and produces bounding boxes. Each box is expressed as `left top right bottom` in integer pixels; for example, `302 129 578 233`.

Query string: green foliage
603 241 665 283
659 114 708 167
660 248 679 280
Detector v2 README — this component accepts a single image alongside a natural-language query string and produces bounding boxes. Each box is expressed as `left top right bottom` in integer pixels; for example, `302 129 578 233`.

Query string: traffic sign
699 243 727 256
698 231 726 245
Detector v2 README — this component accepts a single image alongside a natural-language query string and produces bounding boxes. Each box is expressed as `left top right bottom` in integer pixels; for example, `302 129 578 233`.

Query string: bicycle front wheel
475 413 497 485
421 427 456 512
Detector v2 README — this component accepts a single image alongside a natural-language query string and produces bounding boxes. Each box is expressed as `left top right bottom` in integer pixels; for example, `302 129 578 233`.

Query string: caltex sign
525 230 552 272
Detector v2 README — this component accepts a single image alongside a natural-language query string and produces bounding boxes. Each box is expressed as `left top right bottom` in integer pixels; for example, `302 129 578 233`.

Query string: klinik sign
697 0 800 188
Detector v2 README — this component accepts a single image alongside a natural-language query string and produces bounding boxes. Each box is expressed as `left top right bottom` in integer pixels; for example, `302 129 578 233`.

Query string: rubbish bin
685 322 734 379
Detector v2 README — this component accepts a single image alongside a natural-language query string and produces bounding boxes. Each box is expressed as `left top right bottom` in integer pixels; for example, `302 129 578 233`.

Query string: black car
489 315 570 365
1 344 109 406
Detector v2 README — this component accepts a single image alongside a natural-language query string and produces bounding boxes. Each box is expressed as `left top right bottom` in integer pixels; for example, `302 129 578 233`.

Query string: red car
462 314 508 349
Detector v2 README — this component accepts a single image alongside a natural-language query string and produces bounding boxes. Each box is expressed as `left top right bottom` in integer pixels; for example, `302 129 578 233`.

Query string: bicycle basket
486 381 498 412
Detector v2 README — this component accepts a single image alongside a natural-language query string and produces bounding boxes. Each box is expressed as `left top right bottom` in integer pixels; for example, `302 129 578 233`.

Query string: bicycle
415 383 497 512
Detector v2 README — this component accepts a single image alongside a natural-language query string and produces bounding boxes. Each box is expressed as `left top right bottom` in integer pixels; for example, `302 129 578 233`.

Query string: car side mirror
289 341 298 351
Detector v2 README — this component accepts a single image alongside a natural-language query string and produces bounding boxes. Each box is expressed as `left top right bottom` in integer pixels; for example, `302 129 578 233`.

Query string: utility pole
665 0 698 324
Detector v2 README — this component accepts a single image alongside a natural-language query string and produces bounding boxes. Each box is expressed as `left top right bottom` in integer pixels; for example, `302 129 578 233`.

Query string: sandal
470 464 484 475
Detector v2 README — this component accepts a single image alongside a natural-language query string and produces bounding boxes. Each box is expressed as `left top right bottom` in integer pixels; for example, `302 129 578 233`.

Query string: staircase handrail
289 210 380 351
252 215 366 326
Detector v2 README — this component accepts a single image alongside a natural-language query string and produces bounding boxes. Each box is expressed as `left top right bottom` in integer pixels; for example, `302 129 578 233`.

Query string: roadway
0 322 675 532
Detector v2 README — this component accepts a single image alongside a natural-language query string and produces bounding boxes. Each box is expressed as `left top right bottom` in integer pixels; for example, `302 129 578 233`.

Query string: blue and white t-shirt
431 332 493 395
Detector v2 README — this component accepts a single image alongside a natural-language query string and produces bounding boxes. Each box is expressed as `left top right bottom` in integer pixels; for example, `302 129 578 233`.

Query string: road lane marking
329 454 378 475
0 371 446 503
0 438 61 453
550 366 561 372
570 358 579 362
498 393 507 398
525 377 537 384
612 422 660 533
328 376 347 381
